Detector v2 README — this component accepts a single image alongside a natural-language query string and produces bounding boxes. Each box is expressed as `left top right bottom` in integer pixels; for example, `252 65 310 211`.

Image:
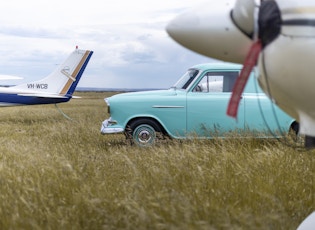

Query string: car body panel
186 91 245 137
107 89 187 137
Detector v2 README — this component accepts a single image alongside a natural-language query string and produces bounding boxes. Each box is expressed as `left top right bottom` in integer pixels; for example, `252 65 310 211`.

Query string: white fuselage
258 34 315 136
0 49 93 107
258 0 315 136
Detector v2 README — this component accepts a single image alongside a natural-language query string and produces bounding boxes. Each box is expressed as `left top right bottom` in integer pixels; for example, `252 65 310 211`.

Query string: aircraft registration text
27 84 48 89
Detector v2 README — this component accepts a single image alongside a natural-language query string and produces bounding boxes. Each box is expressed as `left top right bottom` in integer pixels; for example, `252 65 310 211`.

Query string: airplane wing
0 75 23 80
17 93 82 99
17 93 68 98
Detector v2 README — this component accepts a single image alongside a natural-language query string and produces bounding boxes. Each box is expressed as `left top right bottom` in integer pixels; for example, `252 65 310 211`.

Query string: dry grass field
0 92 313 229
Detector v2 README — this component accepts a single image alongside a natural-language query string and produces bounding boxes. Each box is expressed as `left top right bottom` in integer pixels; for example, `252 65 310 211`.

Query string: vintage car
101 63 298 146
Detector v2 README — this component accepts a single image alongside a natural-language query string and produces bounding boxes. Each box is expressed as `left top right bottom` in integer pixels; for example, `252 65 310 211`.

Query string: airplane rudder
64 50 93 96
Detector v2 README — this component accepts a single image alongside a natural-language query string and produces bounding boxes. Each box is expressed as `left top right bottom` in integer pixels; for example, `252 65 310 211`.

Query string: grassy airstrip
0 92 313 229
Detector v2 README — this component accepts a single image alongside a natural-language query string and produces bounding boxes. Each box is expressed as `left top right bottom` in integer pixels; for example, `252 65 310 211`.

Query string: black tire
127 118 162 147
288 121 299 142
290 121 299 136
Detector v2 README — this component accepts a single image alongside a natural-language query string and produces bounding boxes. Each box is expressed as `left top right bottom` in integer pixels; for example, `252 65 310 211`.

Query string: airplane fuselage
0 93 70 106
0 49 93 107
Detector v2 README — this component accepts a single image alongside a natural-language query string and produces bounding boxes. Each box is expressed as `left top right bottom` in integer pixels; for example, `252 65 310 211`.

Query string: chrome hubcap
138 129 152 143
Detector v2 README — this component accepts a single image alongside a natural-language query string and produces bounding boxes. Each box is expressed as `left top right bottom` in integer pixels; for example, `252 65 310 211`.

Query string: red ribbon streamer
227 40 262 118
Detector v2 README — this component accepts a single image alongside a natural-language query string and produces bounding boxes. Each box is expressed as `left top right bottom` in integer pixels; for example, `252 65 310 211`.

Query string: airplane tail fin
12 48 93 97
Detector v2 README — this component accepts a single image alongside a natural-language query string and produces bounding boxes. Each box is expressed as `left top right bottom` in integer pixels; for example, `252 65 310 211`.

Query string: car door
186 71 245 137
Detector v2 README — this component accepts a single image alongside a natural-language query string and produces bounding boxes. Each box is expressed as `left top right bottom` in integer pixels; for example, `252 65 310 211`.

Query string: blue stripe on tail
66 51 94 96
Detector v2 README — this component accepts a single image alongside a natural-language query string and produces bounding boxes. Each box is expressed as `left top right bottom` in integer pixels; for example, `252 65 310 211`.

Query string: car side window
193 71 238 93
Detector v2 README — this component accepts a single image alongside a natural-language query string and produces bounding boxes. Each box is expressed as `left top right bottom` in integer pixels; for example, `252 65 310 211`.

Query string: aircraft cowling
257 0 315 137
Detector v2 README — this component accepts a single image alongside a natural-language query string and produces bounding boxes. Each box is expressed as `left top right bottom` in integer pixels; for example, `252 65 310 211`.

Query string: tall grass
0 92 313 229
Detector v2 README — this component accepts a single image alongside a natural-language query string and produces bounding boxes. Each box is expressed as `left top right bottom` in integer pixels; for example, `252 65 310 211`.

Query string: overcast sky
0 0 216 89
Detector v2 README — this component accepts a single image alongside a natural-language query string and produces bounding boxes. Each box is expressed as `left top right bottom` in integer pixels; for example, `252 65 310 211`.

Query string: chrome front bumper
100 117 124 134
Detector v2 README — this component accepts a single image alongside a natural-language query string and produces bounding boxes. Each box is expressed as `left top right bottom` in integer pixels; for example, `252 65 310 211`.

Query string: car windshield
172 69 199 90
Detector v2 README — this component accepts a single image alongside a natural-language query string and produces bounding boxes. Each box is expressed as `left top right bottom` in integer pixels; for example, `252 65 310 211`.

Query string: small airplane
167 1 315 228
0 47 93 106
166 0 315 149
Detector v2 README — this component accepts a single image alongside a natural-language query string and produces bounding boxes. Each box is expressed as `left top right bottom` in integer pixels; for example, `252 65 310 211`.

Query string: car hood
108 89 183 100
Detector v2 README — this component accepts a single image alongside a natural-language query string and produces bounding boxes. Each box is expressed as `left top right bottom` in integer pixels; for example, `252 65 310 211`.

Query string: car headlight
104 98 110 106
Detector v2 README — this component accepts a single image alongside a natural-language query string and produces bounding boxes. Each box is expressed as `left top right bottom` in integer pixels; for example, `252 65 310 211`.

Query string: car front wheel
127 119 162 147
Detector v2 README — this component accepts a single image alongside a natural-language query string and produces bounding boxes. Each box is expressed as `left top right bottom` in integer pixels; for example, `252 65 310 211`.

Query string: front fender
125 114 185 139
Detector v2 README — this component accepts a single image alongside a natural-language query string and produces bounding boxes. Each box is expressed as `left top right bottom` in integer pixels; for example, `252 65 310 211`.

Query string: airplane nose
166 10 200 46
166 0 253 64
